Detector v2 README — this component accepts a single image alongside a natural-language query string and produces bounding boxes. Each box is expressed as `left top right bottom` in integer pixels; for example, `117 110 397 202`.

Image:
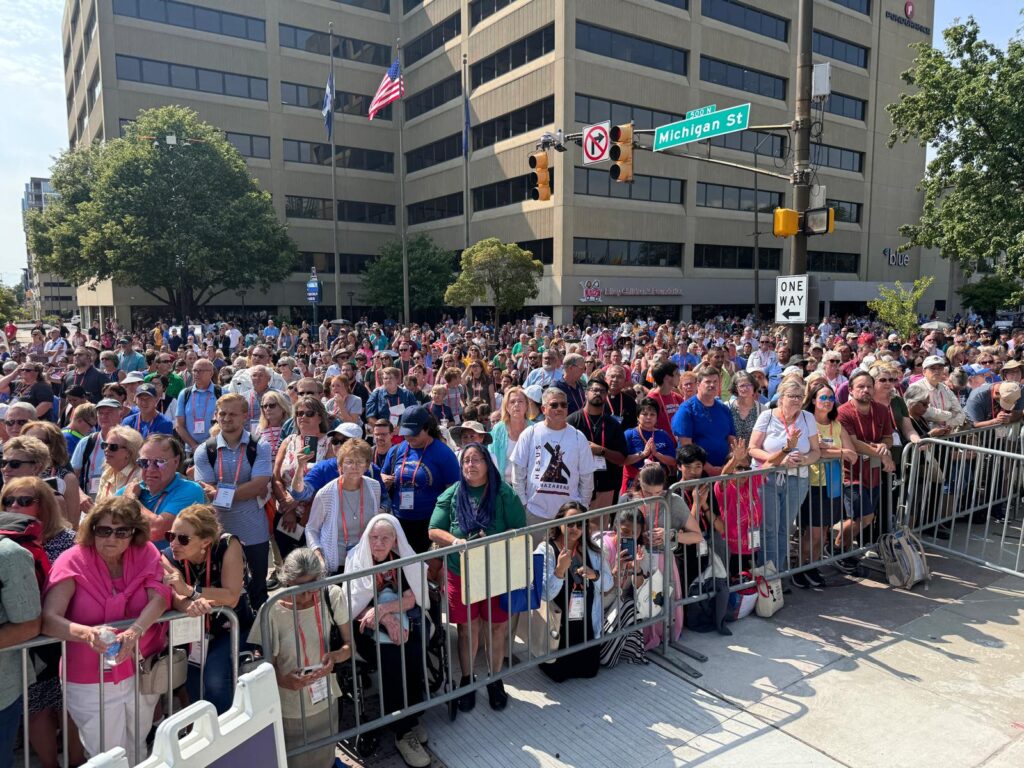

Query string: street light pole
787 0 813 354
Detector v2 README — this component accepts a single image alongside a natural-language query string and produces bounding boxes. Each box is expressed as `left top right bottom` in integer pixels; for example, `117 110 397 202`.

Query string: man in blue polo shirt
175 359 219 454
672 366 736 475
122 384 174 438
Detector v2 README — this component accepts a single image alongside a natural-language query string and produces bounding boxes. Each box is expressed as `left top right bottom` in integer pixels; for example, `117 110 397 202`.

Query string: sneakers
804 567 826 588
395 731 431 768
487 679 509 711
412 722 429 745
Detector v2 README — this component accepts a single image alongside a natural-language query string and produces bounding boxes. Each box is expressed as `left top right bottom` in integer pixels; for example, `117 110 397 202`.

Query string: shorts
445 568 508 625
800 487 842 528
842 485 880 520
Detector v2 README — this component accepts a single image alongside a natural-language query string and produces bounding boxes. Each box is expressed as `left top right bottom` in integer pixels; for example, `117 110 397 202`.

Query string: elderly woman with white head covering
344 513 430 768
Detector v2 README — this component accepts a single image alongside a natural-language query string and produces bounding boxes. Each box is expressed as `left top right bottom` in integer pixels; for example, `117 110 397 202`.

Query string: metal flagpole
397 38 410 324
462 52 471 252
329 23 341 320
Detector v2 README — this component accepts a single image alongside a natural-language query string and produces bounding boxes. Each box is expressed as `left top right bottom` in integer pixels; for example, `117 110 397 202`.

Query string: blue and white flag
322 71 334 141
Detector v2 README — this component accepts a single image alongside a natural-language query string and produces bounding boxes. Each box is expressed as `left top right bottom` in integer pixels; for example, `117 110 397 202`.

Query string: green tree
867 276 935 339
444 238 544 325
957 275 1022 315
26 106 297 319
887 18 1024 290
0 285 26 322
361 235 455 319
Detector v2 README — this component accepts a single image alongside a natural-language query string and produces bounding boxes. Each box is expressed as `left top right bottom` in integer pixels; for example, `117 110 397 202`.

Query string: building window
226 132 270 159
701 0 787 42
518 238 553 265
576 22 687 76
810 142 863 172
404 13 460 66
403 0 423 12
283 140 393 172
472 96 554 150
406 133 462 173
298 252 375 274
408 192 463 225
694 244 782 270
696 182 781 212
87 74 101 108
473 170 555 211
281 82 391 120
808 250 859 273
331 0 389 12
573 238 683 268
699 55 786 100
115 54 268 100
813 30 868 68
471 24 555 88
831 0 869 13
575 168 683 204
112 0 266 42
470 0 519 27
655 0 688 8
708 129 786 157
118 118 134 137
285 195 333 220
279 24 390 67
575 94 684 131
824 91 866 121
826 198 861 224
340 200 395 225
405 74 461 121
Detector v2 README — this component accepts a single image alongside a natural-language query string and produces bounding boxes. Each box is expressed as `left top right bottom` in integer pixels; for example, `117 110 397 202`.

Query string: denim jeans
760 473 810 571
187 631 235 715
0 695 22 768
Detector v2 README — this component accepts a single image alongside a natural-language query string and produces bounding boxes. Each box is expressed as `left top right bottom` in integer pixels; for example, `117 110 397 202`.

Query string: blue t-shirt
175 385 219 445
292 458 388 511
121 411 175 438
381 438 460 521
262 326 280 339
116 473 206 551
671 397 736 467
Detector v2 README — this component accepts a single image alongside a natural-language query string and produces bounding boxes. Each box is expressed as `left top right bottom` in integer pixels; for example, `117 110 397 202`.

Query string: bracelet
130 623 145 634
187 586 198 600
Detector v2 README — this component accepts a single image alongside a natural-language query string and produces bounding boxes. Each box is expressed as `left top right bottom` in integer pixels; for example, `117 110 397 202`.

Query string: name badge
169 616 203 647
389 403 406 428
568 590 585 621
610 414 623 424
214 484 236 509
748 530 761 549
891 431 902 447
593 456 607 471
698 539 709 557
307 675 329 705
399 489 415 510
88 477 100 495
193 420 206 434
188 634 210 667
995 426 1010 439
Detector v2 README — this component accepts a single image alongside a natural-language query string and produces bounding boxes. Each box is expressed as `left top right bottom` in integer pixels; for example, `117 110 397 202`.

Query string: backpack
203 437 260 473
78 433 100 492
181 384 222 411
878 526 930 590
0 512 50 593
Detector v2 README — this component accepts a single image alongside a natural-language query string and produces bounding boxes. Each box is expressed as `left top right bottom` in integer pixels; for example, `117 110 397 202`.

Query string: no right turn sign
582 122 611 165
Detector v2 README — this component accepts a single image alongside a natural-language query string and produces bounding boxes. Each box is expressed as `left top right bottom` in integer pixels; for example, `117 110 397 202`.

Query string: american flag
368 58 403 121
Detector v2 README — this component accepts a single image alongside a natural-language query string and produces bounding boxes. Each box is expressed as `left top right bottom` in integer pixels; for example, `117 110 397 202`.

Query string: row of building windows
407 133 462 173
112 0 266 42
694 244 782 270
281 82 391 120
811 142 864 172
470 0 519 28
518 238 553 266
813 30 868 68
403 0 423 13
472 169 555 212
280 24 391 67
471 24 555 88
808 250 859 273
406 74 461 120
831 0 869 13
827 198 862 224
710 129 787 158
226 132 270 159
330 0 389 13
700 55 786 100
575 94 684 132
696 182 782 213
702 0 788 43
409 192 463 225
472 96 554 150
404 13 460 67
576 21 688 76
283 140 394 173
575 168 683 204
824 91 866 121
285 196 395 225
655 0 688 8
573 239 682 268
115 54 267 100
298 252 375 274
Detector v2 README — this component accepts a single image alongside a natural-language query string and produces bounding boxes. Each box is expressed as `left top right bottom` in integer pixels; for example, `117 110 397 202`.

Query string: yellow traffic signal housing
609 123 634 183
528 151 551 201
773 208 799 238
804 207 835 236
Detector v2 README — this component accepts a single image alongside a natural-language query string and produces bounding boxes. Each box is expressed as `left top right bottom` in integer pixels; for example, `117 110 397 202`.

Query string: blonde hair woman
488 386 530 481
23 420 82 529
95 426 143 502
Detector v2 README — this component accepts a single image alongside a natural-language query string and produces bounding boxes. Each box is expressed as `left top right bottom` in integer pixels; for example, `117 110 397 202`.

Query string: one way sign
775 274 808 323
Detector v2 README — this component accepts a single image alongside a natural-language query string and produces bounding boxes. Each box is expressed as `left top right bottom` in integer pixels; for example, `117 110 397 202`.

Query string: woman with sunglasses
42 496 171 765
93 426 143 503
1 478 85 768
24 420 83 526
161 503 252 714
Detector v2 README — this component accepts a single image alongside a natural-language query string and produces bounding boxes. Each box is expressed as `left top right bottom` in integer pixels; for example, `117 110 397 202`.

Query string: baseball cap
398 405 431 437
964 364 991 377
998 382 1021 410
96 398 122 410
524 384 544 405
118 337 131 344
135 383 158 398
923 355 947 369
328 422 363 440
122 373 145 384
782 365 805 379
64 385 87 399
450 421 493 445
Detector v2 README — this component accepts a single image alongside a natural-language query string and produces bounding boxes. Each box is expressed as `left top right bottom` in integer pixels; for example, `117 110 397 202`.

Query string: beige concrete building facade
63 0 951 327
21 177 76 321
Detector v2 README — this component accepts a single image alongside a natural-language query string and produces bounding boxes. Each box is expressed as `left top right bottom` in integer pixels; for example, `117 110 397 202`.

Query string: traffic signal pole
787 0 813 354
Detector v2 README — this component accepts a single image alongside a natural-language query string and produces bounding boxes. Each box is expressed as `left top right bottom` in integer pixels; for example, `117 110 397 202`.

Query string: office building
22 177 76 320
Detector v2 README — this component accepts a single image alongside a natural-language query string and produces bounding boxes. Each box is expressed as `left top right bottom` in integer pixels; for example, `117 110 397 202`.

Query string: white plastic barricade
82 663 287 768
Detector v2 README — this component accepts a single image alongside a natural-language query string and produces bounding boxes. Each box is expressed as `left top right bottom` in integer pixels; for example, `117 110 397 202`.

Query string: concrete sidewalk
341 552 1024 768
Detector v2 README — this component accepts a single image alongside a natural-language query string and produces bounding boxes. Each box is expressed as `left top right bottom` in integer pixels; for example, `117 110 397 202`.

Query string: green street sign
686 104 716 120
653 103 751 152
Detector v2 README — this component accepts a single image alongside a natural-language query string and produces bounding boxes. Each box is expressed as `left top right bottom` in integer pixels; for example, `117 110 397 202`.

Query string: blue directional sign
306 279 321 304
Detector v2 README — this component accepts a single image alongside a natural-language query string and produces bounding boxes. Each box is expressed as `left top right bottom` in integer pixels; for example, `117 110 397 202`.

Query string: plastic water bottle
99 628 120 668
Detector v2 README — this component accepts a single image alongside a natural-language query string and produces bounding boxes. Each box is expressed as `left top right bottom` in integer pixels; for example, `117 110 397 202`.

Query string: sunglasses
0 459 35 469
93 525 135 539
261 402 280 410
329 436 346 446
164 532 193 546
545 401 568 409
817 394 836 402
4 419 28 428
101 442 125 452
564 520 583 530
2 495 37 508
135 458 170 470
295 409 317 418
875 377 898 383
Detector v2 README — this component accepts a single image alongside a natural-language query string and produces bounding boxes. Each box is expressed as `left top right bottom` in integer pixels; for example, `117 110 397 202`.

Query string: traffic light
528 151 551 201
609 123 634 183
773 208 799 238
804 207 835 235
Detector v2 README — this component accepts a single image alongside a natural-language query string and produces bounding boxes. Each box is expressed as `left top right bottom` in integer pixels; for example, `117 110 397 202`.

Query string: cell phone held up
620 537 636 560
302 435 318 456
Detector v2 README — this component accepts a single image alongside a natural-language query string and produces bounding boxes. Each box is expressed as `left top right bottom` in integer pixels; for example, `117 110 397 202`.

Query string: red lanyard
337 479 365 546
854 405 880 443
183 546 212 591
296 593 325 667
192 389 211 422
216 445 246 486
247 392 259 422
639 496 660 529
607 393 622 417
582 410 604 447
90 436 104 478
398 445 426 488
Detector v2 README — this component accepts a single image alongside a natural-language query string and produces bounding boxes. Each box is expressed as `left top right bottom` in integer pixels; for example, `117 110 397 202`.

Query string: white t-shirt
751 408 817 477
226 328 242 348
510 422 597 519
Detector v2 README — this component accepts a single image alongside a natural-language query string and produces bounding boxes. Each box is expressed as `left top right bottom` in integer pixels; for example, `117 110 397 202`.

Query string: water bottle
99 628 120 668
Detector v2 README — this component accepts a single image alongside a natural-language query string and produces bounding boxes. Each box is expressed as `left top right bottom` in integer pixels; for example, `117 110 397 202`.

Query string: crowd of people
0 309 1020 767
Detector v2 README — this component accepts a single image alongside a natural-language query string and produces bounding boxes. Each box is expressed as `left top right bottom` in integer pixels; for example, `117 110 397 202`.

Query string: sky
0 0 1020 286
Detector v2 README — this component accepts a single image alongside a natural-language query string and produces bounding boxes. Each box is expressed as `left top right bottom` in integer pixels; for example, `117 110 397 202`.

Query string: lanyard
216 444 247 486
398 444 428 488
337 479 365 546
150 487 170 515
89 435 104 478
779 409 798 437
183 546 212 591
191 389 211 422
582 410 604 447
247 392 259 422
607 393 623 417
103 467 140 498
296 593 326 667
854 404 880 443
639 496 660 529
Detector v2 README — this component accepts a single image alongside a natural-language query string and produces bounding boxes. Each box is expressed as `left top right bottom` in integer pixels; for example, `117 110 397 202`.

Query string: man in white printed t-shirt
511 387 596 538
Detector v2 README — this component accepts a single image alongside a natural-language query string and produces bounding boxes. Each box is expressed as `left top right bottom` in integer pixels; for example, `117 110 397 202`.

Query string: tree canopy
887 18 1024 299
444 238 544 326
867 276 935 340
956 275 1022 315
361 235 455 320
26 106 296 319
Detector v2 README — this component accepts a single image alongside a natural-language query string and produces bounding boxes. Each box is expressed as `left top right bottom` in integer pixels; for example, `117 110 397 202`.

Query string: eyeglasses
875 377 898 383
101 442 126 452
564 521 583 530
135 458 170 470
4 419 28 428
0 459 35 469
817 394 837 402
2 495 37 508
93 526 135 539
330 437 347 446
341 459 364 468
545 401 568 409
295 409 317 418
977 359 995 365
164 532 193 546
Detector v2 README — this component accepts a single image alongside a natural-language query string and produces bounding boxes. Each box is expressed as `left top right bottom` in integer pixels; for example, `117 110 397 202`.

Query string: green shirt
145 371 184 398
429 481 527 574
0 539 40 709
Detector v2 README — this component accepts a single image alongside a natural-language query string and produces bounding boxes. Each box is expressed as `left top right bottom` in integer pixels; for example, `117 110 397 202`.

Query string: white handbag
752 561 784 618
635 568 671 619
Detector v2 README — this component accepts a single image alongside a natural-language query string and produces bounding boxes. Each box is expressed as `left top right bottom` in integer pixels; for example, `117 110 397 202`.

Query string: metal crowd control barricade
8 607 239 768
259 497 723 761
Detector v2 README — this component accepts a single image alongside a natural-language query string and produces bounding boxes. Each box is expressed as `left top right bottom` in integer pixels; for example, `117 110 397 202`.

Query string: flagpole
329 22 341 321
397 37 410 325
462 52 471 253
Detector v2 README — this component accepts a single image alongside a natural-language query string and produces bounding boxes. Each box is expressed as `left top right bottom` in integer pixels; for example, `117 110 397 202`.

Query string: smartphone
299 664 322 675
303 435 318 455
620 538 636 560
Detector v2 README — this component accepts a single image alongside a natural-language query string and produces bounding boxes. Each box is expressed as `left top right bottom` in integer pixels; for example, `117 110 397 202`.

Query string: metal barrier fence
7 607 239 768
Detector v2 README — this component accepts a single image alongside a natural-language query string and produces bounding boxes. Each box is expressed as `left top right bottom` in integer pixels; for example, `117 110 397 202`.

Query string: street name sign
775 274 808 323
582 121 611 165
686 104 716 120
653 103 750 152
